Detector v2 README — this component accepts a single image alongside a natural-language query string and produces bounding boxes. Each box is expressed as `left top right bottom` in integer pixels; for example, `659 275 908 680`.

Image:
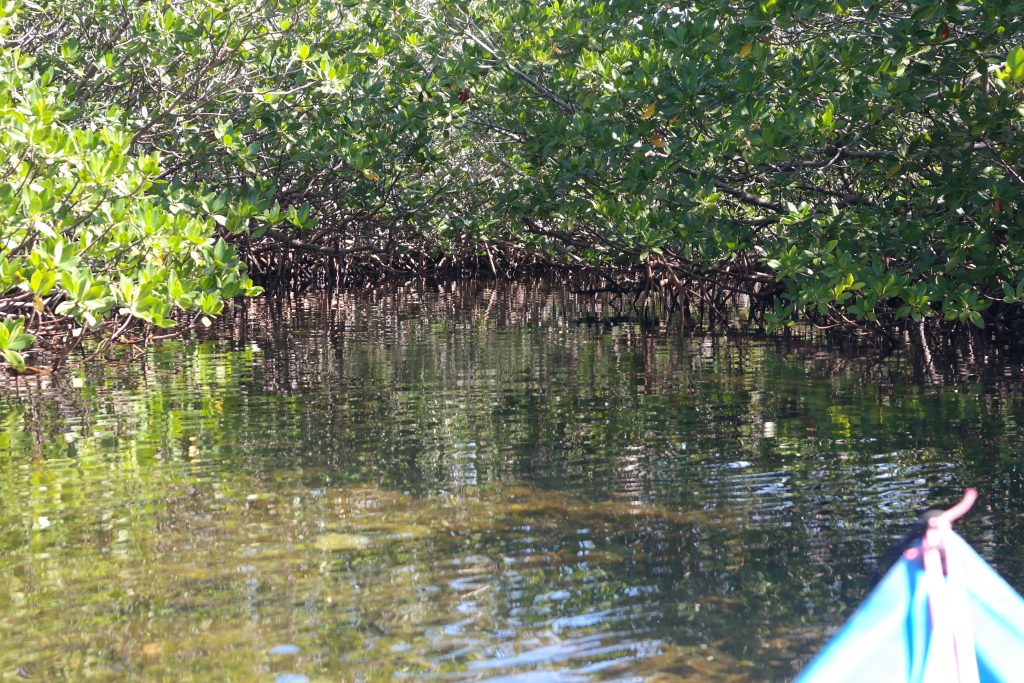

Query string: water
2 281 1023 681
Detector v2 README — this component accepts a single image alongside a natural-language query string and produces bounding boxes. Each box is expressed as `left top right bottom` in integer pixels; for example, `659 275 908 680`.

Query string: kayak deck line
796 488 1024 683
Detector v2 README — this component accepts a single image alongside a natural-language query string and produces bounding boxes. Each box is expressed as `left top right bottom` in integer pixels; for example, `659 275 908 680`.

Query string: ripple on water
3 283 1024 682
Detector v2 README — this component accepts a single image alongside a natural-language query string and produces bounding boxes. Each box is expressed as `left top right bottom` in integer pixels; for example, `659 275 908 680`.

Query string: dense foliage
0 0 1022 370
442 0 1024 332
0 1 266 371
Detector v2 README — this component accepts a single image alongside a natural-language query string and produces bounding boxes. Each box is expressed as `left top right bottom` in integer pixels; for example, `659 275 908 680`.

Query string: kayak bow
796 489 1024 683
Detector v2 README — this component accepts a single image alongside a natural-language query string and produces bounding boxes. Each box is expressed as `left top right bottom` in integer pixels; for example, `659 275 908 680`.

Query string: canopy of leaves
442 0 1024 331
0 0 1022 370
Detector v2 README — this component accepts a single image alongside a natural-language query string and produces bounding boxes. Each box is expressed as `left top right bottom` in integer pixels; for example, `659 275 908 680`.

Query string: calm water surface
2 282 1024 682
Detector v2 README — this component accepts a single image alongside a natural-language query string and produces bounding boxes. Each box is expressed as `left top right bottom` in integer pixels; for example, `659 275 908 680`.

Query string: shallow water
2 281 1024 682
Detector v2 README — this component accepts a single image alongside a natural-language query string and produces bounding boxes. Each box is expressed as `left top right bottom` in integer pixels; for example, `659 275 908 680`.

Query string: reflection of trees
3 282 1024 679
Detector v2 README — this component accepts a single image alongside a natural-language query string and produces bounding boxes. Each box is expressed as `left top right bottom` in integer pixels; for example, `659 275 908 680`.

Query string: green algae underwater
2 282 1024 682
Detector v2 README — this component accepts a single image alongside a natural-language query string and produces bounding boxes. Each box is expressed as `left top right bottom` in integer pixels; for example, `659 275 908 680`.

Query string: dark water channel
2 282 1024 682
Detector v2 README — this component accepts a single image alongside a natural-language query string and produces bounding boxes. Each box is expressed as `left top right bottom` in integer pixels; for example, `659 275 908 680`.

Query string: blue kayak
796 523 1024 682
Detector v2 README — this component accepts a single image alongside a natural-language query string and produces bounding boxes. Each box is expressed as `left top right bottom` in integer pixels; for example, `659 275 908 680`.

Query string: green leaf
8 330 35 351
2 349 25 372
1008 46 1024 83
29 268 56 294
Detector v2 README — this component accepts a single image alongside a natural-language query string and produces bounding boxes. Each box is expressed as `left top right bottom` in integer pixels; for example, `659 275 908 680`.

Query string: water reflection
1 281 1024 681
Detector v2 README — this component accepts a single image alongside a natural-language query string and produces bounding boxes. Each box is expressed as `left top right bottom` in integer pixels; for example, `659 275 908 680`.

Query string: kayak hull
796 532 1024 683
